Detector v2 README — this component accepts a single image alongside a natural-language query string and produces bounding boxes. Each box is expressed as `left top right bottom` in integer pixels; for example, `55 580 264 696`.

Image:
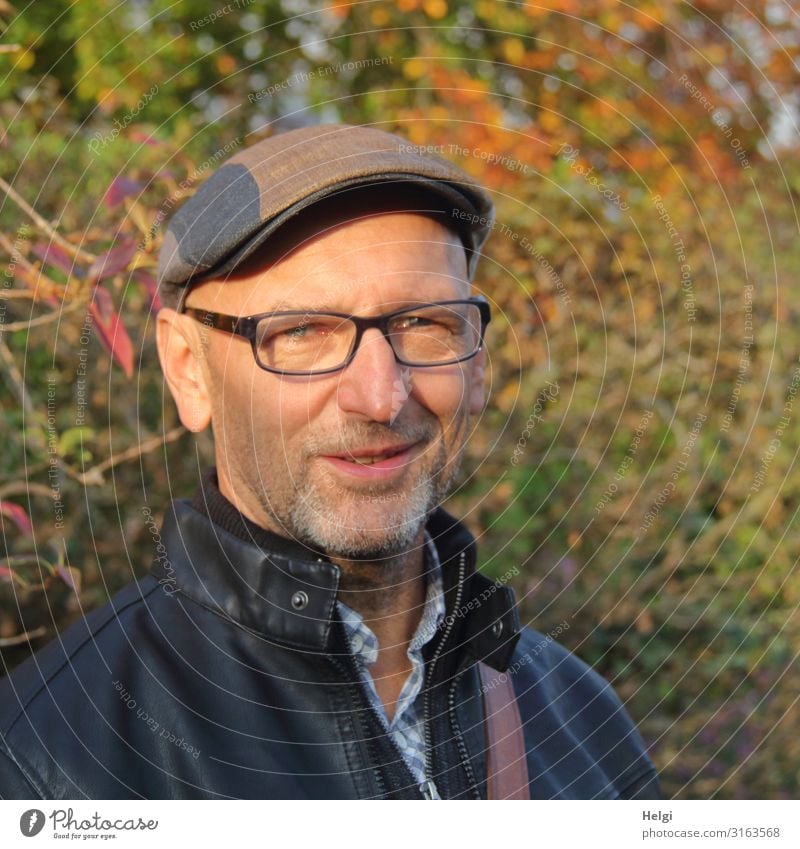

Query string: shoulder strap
478 661 530 800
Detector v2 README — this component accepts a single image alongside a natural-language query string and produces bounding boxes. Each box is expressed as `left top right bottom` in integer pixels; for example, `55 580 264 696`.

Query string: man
0 124 660 799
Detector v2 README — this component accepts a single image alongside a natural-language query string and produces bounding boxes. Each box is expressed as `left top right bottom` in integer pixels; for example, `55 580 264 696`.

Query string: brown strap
478 662 530 800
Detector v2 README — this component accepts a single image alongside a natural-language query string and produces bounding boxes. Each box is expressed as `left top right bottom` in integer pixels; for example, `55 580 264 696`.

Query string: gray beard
284 438 463 561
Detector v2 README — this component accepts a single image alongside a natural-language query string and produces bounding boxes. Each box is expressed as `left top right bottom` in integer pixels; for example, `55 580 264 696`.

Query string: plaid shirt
337 532 445 794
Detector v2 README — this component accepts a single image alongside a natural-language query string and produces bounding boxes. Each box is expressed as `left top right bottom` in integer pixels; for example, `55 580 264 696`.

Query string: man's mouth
330 442 417 463
341 447 411 466
319 441 422 478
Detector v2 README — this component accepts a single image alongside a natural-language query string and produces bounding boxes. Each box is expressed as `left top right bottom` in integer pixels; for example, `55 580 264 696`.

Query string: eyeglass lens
254 303 482 373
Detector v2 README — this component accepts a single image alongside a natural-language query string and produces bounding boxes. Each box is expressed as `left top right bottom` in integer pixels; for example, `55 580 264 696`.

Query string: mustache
306 423 434 457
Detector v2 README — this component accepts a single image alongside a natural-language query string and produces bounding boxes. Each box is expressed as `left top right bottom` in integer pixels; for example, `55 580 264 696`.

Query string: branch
77 425 186 485
0 337 74 480
1 335 185 486
0 336 38 425
0 300 83 332
0 290 48 299
0 176 96 264
0 627 48 647
0 231 70 300
0 481 53 500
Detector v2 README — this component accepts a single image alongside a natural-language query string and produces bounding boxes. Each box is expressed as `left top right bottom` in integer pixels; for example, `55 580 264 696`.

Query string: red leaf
129 129 163 148
89 287 134 378
88 240 138 280
56 564 82 593
0 565 14 583
0 501 33 536
133 270 162 313
104 176 144 209
32 242 81 277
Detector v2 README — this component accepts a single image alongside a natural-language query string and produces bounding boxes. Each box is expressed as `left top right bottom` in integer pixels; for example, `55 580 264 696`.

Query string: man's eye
281 323 329 340
396 315 436 329
395 315 456 334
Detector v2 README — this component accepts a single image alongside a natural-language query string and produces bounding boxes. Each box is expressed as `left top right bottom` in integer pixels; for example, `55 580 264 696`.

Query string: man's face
169 211 486 560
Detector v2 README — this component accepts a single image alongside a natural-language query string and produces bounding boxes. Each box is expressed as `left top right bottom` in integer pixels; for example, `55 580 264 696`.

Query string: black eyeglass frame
181 296 492 376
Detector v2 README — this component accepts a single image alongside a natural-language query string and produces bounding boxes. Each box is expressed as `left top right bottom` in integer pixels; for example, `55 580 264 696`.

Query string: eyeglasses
182 297 491 376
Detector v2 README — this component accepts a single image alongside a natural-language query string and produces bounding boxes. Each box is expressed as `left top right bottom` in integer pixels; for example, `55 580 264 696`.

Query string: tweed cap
157 124 495 297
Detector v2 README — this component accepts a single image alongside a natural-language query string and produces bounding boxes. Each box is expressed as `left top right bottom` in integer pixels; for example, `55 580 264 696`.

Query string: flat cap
157 124 495 297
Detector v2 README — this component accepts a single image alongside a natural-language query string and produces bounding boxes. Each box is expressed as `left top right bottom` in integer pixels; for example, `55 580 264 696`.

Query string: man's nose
336 328 405 423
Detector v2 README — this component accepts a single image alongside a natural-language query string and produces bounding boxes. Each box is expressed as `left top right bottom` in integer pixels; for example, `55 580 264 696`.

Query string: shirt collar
338 531 445 665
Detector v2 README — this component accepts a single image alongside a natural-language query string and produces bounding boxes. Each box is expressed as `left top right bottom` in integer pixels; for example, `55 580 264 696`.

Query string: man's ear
156 308 212 432
468 346 487 415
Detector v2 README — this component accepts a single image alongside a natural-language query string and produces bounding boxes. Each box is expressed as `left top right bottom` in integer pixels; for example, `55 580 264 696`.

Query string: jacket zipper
448 667 481 799
330 627 421 799
422 550 467 800
419 779 441 799
328 654 386 798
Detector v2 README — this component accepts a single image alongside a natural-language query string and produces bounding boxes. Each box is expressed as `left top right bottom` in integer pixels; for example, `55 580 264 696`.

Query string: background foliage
1 0 799 799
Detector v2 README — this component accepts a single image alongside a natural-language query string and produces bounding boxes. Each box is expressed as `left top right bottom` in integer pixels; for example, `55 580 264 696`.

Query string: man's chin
285 461 454 559
302 518 425 561
287 498 430 560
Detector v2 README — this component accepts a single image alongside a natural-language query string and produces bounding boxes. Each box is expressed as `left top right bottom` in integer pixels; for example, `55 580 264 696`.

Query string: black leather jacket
0 484 660 799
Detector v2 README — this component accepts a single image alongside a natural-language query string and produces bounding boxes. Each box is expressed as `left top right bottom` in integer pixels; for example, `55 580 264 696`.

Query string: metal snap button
291 590 309 611
492 620 503 638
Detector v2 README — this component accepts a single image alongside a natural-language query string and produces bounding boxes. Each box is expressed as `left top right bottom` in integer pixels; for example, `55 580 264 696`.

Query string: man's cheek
256 430 291 468
410 373 466 416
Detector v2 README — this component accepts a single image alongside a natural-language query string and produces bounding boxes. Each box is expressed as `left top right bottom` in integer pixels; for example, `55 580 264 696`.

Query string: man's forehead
188 264 470 314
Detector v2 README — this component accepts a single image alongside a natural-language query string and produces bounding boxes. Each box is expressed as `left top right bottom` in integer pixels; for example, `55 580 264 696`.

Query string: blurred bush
1 0 798 798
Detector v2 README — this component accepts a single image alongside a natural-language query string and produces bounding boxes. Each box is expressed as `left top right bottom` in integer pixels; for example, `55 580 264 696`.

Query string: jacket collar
151 471 519 669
